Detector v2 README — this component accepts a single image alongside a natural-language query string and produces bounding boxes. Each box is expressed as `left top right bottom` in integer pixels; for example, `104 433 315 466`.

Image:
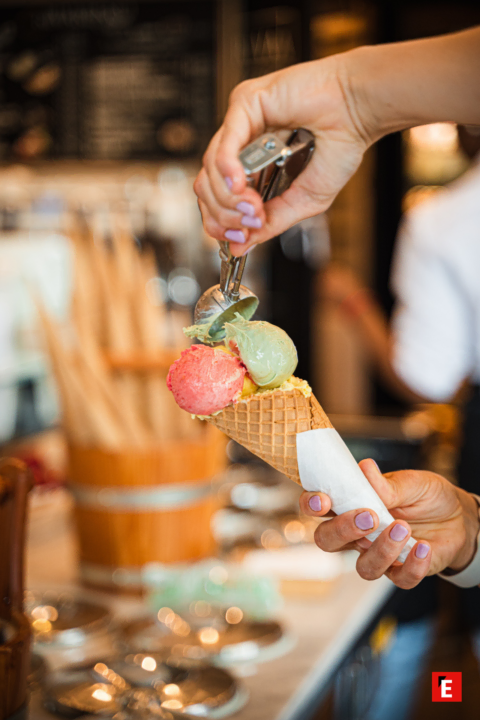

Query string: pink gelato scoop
167 344 246 416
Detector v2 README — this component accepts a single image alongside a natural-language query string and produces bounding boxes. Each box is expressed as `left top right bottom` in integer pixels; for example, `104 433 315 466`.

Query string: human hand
195 28 480 256
194 53 369 256
299 459 480 589
319 263 365 304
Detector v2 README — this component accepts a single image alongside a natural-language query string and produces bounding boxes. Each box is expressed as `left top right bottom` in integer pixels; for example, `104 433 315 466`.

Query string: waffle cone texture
207 389 332 485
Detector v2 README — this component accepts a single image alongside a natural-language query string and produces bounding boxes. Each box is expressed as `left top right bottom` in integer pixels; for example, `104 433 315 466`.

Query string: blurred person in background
322 124 480 411
318 123 480 720
195 27 480 595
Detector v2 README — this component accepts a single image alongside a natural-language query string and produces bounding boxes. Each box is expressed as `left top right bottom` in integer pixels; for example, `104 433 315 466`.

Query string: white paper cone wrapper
296 428 416 563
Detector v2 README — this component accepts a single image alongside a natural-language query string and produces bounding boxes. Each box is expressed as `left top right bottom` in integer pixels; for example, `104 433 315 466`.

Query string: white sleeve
391 215 474 402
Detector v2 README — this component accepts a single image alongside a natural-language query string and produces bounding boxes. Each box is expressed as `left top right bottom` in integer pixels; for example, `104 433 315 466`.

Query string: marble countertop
26 490 394 720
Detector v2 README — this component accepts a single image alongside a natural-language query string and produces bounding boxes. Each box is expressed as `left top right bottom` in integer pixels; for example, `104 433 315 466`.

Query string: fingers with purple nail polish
355 511 374 531
236 201 255 216
299 491 331 518
241 216 262 229
225 177 233 191
225 229 246 243
390 524 409 542
313 506 379 554
415 543 430 559
308 495 322 513
355 519 412 582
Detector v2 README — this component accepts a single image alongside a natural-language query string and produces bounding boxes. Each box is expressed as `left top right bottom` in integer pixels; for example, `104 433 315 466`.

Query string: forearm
367 319 426 404
345 27 480 143
339 290 427 403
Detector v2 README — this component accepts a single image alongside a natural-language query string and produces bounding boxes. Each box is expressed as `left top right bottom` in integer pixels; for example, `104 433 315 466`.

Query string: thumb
358 458 418 511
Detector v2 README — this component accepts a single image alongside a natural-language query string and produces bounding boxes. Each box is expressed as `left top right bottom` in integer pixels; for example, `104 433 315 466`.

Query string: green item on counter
143 560 281 619
224 314 298 389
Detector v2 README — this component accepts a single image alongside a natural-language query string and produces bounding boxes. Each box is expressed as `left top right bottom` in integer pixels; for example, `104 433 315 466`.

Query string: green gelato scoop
224 314 298 389
184 311 246 345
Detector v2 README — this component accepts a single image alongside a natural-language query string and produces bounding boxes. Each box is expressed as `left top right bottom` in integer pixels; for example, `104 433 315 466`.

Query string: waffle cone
207 389 332 484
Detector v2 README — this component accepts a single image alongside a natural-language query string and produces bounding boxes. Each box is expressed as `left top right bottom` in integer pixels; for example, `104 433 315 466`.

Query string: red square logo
432 672 462 702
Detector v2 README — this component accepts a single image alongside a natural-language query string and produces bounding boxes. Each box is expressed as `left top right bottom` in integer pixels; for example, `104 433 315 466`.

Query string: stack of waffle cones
207 388 332 485
37 214 198 449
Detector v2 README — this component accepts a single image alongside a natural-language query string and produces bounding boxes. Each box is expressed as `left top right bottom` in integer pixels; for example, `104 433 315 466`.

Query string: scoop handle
218 129 315 301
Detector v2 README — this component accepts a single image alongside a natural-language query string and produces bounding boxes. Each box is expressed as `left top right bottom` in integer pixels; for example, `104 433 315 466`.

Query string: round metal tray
43 657 246 718
121 609 288 666
25 592 112 647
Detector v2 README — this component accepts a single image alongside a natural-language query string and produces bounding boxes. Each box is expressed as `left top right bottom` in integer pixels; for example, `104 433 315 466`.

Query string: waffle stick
69 239 152 447
92 238 153 446
126 245 171 441
109 222 157 440
37 304 126 448
37 303 91 445
69 353 129 449
207 388 332 485
129 245 196 441
70 222 104 351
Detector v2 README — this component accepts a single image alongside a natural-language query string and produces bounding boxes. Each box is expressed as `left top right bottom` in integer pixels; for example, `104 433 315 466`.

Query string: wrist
345 45 408 144
449 490 480 572
344 43 431 144
343 30 480 146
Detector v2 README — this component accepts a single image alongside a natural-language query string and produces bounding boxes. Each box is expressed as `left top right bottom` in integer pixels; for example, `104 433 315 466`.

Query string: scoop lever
194 129 314 341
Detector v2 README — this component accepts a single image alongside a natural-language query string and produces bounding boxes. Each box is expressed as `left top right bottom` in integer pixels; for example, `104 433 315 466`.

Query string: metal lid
122 608 285 665
44 659 244 718
120 617 170 653
105 655 238 715
44 665 125 716
25 592 111 646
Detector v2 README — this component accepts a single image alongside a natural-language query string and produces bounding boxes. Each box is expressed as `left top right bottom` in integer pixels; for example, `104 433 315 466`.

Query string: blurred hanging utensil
194 128 315 341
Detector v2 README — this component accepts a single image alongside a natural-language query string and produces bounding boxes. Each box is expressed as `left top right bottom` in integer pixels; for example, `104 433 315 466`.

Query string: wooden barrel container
69 424 226 592
0 459 31 720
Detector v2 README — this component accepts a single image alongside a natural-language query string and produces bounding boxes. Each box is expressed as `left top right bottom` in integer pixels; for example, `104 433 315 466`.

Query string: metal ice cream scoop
194 128 315 341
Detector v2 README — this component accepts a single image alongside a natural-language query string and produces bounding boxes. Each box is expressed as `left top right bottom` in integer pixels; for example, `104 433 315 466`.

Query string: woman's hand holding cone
300 459 480 589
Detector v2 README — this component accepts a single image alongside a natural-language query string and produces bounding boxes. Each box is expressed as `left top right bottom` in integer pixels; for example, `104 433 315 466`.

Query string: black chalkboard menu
0 1 216 161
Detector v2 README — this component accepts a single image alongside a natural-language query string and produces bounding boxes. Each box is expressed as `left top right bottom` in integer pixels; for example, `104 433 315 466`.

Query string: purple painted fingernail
390 524 408 542
236 201 255 216
355 512 374 531
416 543 430 559
241 215 262 229
308 495 322 512
372 460 381 472
242 244 256 256
225 177 233 191
225 229 246 243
